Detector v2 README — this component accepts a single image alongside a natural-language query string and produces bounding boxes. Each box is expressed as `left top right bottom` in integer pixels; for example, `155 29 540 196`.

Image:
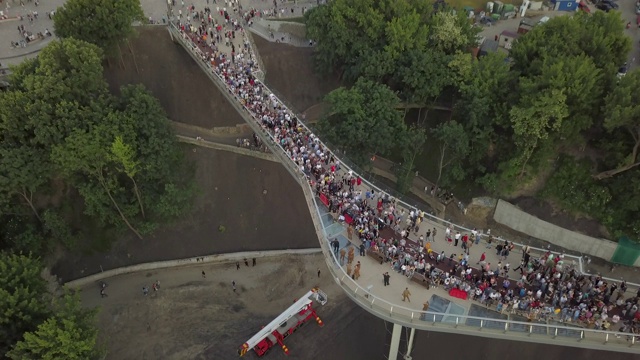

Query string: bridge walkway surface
1 0 637 354
165 3 640 352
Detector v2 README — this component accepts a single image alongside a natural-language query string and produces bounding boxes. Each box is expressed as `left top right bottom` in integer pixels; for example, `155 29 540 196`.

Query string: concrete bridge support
388 323 416 360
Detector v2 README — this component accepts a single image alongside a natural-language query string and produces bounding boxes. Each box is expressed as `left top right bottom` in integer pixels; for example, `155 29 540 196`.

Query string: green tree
319 79 406 166
396 50 453 124
395 126 426 194
510 11 630 80
110 136 145 218
428 10 479 54
0 39 194 252
0 145 50 222
543 156 612 221
0 219 45 254
0 253 50 356
53 0 144 54
455 52 516 168
432 120 470 189
4 38 107 148
606 170 640 238
52 126 143 239
517 56 602 142
599 70 640 179
112 85 196 222
42 209 79 250
7 292 103 360
305 0 431 82
510 88 569 177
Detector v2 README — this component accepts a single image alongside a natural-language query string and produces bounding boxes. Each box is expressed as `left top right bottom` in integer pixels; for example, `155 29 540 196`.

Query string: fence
167 23 640 352
167 17 640 291
612 237 640 266
245 31 266 81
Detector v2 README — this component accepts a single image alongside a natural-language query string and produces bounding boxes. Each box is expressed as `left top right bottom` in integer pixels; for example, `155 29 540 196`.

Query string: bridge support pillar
388 323 402 360
388 323 416 360
405 327 416 360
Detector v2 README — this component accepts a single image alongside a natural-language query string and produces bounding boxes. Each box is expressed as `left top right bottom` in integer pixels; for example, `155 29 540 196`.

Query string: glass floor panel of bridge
466 304 509 330
421 295 466 324
548 320 583 338
315 203 352 250
509 314 549 335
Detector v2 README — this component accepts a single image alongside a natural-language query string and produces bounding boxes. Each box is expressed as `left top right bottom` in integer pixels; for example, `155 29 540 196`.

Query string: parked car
601 0 619 9
537 16 550 25
578 1 591 12
596 2 612 11
636 0 640 14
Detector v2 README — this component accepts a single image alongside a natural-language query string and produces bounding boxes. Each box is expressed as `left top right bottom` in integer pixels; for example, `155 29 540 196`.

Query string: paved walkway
0 0 63 68
2 0 638 342
169 10 640 344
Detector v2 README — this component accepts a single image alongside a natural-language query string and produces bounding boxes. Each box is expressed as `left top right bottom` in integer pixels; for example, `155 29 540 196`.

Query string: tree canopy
6 292 102 360
305 0 478 84
308 2 639 239
0 38 195 254
0 253 50 355
0 253 102 358
53 0 144 54
319 79 407 166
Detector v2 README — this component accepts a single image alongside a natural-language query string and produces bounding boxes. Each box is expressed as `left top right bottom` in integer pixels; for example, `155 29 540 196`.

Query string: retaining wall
493 200 630 264
65 248 321 288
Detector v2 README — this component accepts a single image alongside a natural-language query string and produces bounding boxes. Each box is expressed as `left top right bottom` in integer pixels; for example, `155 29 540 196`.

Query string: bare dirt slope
252 35 341 114
81 254 636 360
53 146 316 282
104 27 244 128
80 254 379 360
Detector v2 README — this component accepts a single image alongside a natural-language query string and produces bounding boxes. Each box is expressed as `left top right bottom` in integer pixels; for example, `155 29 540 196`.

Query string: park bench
367 249 385 264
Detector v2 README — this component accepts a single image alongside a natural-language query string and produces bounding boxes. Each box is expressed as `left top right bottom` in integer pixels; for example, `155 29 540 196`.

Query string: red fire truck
238 288 327 357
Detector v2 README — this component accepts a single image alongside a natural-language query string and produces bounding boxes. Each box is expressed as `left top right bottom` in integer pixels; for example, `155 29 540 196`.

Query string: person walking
232 280 237 293
252 258 256 266
236 261 240 270
244 258 249 267
100 288 108 298
142 286 149 296
383 272 390 286
202 270 206 278
477 252 486 264
317 268 321 277
402 287 412 302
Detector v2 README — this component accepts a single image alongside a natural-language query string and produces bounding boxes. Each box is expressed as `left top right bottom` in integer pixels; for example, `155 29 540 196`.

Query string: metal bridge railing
167 23 640 353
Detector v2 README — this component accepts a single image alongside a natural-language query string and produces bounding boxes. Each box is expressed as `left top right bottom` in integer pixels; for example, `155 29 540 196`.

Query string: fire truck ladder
238 288 327 357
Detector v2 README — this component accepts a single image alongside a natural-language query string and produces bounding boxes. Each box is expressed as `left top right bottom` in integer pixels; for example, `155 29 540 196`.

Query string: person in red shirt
477 252 486 264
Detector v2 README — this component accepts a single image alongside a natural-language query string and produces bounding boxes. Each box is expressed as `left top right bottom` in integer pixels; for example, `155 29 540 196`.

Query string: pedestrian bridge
167 22 639 355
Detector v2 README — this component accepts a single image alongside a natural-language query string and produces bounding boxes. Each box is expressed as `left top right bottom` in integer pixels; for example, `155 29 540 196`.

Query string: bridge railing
304 187 640 353
167 23 640 352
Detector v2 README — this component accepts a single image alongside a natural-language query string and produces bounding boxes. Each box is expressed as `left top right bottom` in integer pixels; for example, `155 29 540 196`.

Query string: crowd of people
171 4 640 340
